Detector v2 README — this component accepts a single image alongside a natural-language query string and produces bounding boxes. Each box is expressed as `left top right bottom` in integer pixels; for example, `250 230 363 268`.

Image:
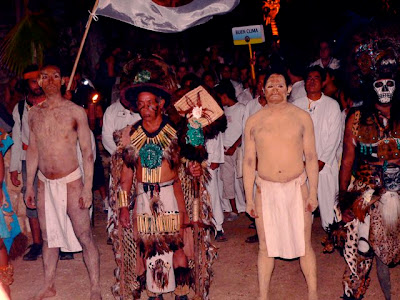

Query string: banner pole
248 43 256 81
67 0 100 90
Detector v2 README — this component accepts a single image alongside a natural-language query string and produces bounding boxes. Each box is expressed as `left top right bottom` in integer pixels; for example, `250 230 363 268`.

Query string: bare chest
31 107 78 142
252 116 302 144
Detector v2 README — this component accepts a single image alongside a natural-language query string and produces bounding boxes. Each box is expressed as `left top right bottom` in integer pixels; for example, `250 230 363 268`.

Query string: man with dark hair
287 60 306 102
293 66 342 231
244 72 319 299
9 65 44 261
26 64 100 299
215 79 246 221
310 39 340 70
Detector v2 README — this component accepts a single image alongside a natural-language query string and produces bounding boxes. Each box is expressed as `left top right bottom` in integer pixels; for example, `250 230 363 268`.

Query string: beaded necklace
130 121 177 183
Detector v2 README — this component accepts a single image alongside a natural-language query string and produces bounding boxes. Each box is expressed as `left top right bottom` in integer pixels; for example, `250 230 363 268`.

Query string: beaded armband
118 190 129 208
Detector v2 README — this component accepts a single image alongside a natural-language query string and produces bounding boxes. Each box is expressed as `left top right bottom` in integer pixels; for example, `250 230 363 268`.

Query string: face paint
373 79 396 103
138 103 158 112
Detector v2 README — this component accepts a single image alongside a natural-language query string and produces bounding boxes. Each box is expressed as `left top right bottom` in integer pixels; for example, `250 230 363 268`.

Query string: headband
23 71 40 80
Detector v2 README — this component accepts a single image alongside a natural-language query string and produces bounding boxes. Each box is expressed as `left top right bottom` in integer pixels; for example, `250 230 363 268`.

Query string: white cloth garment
230 79 253 105
288 80 306 103
310 58 340 70
205 133 225 231
256 172 307 259
96 0 240 33
38 168 83 252
293 94 342 229
146 251 175 293
220 102 246 213
102 100 141 155
222 102 245 148
10 99 30 173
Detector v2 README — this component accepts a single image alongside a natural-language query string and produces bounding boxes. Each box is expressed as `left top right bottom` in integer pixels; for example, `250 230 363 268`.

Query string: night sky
1 0 399 70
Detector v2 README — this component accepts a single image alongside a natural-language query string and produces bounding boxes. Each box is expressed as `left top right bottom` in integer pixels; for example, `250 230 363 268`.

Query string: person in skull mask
335 47 400 300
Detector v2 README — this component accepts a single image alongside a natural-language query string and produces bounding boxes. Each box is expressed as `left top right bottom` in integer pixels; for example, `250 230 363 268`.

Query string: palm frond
0 12 57 76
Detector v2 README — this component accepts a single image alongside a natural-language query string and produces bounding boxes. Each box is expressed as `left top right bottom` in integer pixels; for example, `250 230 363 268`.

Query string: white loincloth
38 168 83 252
256 171 306 259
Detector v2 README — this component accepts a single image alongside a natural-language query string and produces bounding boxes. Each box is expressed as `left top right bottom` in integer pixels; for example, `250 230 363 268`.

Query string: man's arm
339 112 357 192
224 136 242 156
101 107 117 155
76 107 94 208
318 102 342 171
206 133 224 170
26 113 39 208
119 163 134 228
243 118 257 217
303 114 319 212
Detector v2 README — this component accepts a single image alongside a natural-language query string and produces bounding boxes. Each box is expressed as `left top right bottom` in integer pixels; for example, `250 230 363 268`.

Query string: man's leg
220 155 238 220
254 189 274 300
299 184 318 300
206 168 226 241
317 172 336 230
66 179 100 300
31 180 58 299
173 249 190 300
22 161 43 261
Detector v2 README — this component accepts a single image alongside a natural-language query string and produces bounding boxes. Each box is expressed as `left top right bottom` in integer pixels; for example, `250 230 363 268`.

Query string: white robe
221 102 246 213
293 94 342 229
205 133 225 231
101 100 141 155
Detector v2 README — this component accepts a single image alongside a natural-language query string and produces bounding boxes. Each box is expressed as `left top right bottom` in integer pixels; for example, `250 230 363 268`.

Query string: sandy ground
10 198 400 300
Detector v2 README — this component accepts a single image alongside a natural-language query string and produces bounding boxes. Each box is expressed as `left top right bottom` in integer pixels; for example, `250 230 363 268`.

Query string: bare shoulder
27 105 41 124
62 99 87 118
287 104 313 133
246 108 265 128
288 103 308 118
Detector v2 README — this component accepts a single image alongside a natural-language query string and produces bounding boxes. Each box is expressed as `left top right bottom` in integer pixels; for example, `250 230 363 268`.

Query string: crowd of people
0 19 398 300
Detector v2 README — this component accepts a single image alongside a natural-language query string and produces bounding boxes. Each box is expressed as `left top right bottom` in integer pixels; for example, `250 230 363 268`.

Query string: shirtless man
25 65 100 299
243 73 319 300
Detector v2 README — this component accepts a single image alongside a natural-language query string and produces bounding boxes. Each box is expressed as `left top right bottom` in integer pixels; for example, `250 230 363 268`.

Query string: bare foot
29 286 56 300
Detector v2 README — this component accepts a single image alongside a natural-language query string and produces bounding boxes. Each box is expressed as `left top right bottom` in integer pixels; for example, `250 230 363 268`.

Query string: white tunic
10 100 30 173
222 102 245 148
102 100 141 155
293 94 342 229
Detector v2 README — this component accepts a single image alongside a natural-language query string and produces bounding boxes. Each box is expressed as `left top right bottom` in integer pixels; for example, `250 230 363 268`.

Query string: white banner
96 0 240 33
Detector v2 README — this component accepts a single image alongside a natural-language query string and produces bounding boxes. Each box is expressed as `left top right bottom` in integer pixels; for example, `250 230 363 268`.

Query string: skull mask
373 79 396 103
383 165 400 192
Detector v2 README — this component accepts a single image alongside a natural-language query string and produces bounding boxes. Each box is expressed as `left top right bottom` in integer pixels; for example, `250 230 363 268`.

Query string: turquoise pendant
139 143 163 169
186 120 204 147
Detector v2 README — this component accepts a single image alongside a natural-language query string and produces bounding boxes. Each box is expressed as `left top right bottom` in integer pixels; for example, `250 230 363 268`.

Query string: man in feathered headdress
109 55 217 300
